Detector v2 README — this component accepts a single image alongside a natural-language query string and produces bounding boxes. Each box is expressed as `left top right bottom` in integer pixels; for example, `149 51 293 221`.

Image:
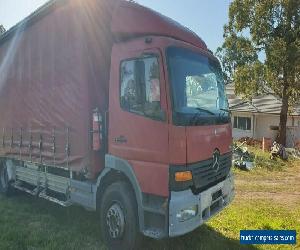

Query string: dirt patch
235 163 300 208
236 191 300 208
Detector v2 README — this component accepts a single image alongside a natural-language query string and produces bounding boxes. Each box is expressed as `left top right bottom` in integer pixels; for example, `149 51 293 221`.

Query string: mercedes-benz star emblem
212 149 220 172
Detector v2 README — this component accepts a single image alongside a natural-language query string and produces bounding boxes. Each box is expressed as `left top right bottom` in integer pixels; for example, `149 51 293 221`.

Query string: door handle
114 135 127 144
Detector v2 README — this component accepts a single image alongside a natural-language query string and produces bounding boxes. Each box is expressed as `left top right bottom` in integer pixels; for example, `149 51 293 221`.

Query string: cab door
108 41 169 196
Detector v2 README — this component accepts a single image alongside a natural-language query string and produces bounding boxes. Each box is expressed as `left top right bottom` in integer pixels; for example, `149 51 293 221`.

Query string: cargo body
0 0 116 177
0 1 234 249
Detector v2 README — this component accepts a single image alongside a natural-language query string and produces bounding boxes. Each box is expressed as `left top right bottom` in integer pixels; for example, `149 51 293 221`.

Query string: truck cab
107 34 234 238
102 2 234 245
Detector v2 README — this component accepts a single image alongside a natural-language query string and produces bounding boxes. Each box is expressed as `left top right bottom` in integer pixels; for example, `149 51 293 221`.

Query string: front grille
169 152 232 192
189 152 232 192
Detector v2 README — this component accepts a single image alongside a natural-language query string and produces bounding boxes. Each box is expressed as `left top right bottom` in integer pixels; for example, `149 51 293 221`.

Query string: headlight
176 205 198 222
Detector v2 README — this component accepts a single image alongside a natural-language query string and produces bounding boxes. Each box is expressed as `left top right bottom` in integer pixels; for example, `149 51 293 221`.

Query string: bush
254 154 286 171
248 145 291 171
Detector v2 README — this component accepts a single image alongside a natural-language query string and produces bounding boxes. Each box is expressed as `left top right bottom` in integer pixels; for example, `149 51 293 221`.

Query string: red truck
0 0 234 249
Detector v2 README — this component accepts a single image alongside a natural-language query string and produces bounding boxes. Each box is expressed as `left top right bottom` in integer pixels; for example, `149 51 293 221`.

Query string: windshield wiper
190 107 215 125
194 107 215 115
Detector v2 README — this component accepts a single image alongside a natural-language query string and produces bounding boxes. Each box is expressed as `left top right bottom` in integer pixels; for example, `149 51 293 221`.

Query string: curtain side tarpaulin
0 0 116 177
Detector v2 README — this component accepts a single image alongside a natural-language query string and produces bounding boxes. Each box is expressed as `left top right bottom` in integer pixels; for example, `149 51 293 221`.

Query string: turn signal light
175 171 192 182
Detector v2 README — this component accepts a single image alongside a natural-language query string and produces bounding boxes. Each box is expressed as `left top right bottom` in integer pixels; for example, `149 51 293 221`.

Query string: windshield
166 47 230 126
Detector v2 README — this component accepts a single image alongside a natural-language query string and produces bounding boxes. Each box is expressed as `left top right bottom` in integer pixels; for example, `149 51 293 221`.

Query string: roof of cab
111 1 207 49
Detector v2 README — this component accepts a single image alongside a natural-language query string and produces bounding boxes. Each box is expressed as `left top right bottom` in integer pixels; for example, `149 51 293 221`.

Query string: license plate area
212 189 222 201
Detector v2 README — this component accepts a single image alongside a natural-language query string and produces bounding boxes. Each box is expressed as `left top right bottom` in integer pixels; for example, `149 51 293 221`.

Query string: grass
0 195 105 250
0 148 299 250
1 188 299 250
208 200 300 250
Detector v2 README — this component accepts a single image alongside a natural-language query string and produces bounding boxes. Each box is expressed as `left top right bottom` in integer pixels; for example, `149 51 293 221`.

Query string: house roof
226 83 300 116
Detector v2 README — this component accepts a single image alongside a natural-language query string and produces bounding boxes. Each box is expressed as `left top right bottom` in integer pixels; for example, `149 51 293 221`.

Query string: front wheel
99 181 140 250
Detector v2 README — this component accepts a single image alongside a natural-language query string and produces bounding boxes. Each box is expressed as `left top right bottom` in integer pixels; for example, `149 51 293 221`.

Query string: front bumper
169 172 235 237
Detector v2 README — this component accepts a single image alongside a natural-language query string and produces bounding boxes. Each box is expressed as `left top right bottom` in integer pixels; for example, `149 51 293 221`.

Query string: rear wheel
0 162 12 196
99 181 140 250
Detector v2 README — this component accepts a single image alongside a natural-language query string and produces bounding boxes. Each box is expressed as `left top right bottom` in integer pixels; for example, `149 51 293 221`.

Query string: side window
233 116 251 130
120 56 163 120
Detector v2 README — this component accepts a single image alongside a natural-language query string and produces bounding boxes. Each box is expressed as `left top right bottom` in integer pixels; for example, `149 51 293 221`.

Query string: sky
0 0 232 53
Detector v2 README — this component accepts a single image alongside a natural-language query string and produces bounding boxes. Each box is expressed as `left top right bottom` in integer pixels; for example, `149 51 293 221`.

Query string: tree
0 25 5 35
217 0 300 145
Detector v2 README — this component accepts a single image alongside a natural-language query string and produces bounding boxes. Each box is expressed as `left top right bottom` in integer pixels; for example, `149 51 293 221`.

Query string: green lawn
0 157 299 250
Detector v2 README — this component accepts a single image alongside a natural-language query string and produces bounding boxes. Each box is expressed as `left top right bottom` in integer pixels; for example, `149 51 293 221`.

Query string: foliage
254 154 286 170
217 0 300 145
0 25 5 35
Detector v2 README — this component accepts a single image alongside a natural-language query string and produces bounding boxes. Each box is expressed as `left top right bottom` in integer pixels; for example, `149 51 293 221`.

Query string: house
226 83 300 147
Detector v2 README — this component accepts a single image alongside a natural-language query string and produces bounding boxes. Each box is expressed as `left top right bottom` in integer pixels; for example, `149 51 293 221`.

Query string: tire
0 162 13 196
99 181 140 250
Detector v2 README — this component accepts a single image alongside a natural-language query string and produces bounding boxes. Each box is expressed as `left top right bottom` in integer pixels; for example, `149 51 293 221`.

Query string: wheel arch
95 155 145 231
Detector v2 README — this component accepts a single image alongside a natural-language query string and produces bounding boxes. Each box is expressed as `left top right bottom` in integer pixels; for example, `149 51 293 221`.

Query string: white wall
254 114 279 140
287 116 300 147
231 112 300 147
287 127 300 147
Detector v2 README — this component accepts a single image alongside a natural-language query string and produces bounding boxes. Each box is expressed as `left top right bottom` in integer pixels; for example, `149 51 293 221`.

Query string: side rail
0 158 73 206
0 155 169 239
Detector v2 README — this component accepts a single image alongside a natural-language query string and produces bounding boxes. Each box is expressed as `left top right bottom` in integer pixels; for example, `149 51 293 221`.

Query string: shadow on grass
0 193 257 250
140 225 258 250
